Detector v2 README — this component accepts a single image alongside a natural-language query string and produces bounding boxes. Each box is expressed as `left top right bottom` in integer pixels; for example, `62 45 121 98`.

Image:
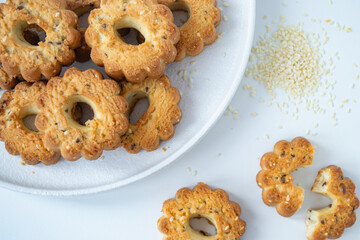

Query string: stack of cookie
0 0 221 165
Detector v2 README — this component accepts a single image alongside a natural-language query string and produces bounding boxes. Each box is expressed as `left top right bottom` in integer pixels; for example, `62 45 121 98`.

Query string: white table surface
1 0 360 239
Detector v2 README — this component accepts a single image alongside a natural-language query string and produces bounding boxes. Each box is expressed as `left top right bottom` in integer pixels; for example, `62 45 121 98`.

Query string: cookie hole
22 24 46 46
189 216 217 236
116 27 145 45
71 102 94 126
169 2 190 27
22 114 39 132
129 97 149 124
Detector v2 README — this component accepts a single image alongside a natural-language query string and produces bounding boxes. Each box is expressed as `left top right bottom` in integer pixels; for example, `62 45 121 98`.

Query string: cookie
0 82 60 165
35 68 129 161
85 0 180 82
159 0 221 61
306 165 359 240
0 0 81 82
120 75 181 153
256 137 315 217
66 0 100 16
158 182 246 240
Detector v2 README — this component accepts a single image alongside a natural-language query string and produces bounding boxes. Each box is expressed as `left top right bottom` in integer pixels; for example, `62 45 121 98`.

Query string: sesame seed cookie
306 165 359 240
0 0 81 82
35 68 129 161
85 0 180 82
256 137 315 217
158 182 246 240
159 0 221 61
0 82 60 165
120 75 181 153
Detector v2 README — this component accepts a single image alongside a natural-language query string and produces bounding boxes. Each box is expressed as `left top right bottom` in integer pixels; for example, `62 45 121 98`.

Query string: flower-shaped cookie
158 182 246 240
159 0 221 61
256 137 315 217
85 0 180 82
0 82 60 165
120 75 181 153
306 165 359 240
35 68 129 161
0 0 81 82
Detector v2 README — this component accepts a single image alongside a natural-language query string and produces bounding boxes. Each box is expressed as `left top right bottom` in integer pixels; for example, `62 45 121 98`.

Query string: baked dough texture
120 75 181 153
85 0 180 82
0 0 81 82
0 82 60 165
158 182 246 240
35 68 129 161
159 0 221 61
306 165 359 240
0 65 18 90
256 137 315 217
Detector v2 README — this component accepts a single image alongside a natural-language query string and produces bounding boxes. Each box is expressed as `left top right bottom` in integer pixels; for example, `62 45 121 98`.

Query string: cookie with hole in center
120 75 181 153
306 165 359 240
256 137 315 217
158 182 246 240
158 0 221 61
0 0 81 82
0 82 60 165
85 0 180 83
35 68 129 161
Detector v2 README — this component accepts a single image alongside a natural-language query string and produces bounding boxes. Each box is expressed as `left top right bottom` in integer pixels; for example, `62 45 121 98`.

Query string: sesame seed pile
246 25 323 98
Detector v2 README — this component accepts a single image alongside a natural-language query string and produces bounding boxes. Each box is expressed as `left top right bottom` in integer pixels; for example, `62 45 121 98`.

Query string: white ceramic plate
0 0 255 195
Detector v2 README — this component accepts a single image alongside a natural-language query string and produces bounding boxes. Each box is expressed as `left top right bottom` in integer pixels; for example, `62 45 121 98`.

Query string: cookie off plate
0 0 255 195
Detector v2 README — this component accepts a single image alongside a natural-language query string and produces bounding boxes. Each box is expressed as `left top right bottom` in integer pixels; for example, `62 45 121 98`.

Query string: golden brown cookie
0 82 60 165
35 68 129 161
306 165 359 240
85 0 180 83
159 0 221 61
66 0 100 16
158 182 246 240
0 0 81 82
120 75 181 153
256 137 315 217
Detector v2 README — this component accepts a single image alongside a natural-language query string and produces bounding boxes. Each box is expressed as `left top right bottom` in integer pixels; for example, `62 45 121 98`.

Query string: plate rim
0 0 256 196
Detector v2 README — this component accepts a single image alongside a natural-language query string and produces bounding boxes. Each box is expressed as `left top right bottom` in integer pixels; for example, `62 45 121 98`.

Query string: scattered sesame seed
223 15 228 21
216 153 221 157
251 112 258 117
192 170 197 176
